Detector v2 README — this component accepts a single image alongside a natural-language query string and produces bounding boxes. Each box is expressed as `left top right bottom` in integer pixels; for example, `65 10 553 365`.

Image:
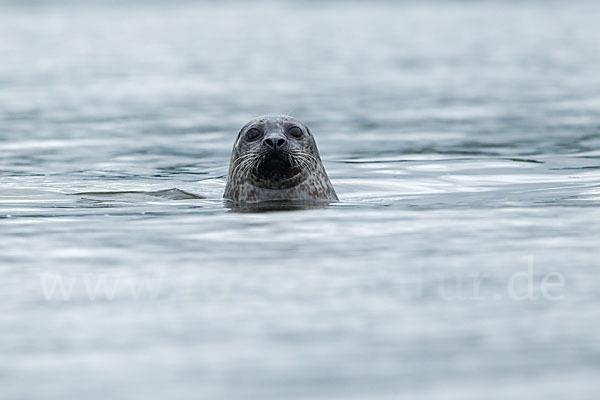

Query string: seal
223 115 338 202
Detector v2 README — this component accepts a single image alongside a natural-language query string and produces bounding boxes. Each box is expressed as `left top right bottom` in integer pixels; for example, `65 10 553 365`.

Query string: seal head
224 115 338 202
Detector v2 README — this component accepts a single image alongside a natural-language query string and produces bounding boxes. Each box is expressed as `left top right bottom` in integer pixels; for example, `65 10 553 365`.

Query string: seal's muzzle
256 152 297 182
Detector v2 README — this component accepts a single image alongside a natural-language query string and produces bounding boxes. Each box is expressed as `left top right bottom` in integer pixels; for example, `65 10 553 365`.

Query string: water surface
1 1 599 399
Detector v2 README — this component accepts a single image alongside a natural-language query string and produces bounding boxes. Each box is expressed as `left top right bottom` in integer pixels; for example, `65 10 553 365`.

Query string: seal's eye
246 128 261 141
288 126 303 138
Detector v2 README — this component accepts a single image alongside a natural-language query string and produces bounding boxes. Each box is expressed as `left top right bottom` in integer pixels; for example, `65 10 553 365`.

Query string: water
1 1 600 399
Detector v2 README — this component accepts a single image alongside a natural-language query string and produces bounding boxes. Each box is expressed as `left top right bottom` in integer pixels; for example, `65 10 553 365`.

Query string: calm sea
1 1 599 399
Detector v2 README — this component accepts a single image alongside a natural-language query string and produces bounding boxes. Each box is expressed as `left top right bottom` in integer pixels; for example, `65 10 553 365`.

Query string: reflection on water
224 199 333 213
1 1 600 399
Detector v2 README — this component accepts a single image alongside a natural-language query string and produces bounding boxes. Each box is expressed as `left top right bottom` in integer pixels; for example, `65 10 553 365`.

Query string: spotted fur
223 115 338 202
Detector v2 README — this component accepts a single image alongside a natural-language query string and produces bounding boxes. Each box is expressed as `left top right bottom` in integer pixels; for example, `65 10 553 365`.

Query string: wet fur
223 115 338 202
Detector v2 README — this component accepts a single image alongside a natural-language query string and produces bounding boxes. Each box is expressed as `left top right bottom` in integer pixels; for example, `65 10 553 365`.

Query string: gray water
1 1 600 399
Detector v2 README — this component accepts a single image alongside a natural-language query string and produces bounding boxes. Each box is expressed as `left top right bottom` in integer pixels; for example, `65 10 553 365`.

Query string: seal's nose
263 136 287 152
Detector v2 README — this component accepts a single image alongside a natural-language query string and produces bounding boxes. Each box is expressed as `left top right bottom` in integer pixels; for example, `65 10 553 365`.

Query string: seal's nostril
264 137 286 151
264 138 274 148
